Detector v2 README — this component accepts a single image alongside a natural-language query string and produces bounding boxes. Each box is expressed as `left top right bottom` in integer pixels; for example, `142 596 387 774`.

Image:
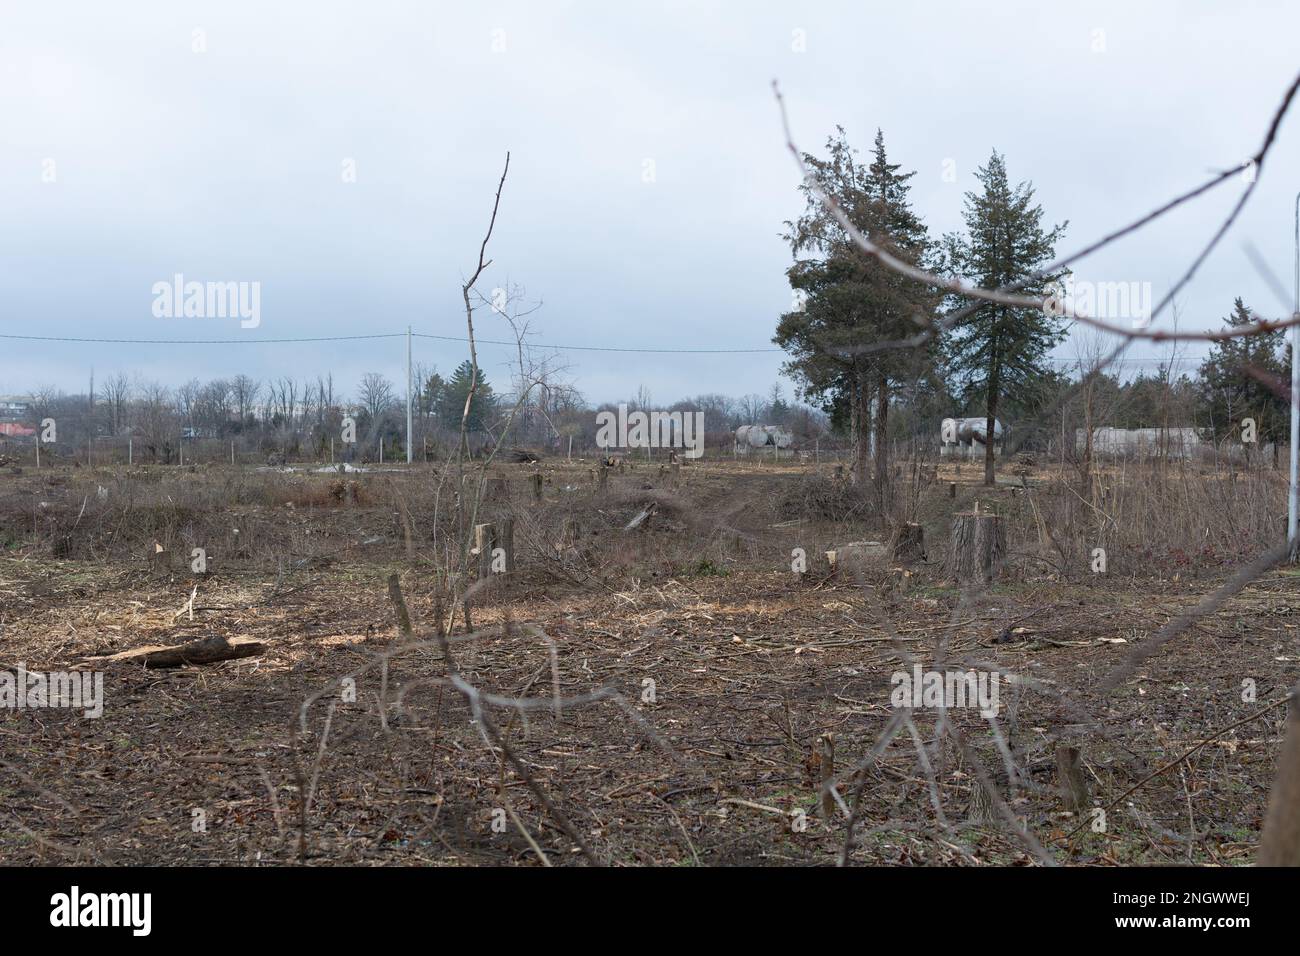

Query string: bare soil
0 458 1295 865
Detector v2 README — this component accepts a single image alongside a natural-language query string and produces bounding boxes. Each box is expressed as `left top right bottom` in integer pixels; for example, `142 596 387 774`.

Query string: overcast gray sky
2 0 1298 406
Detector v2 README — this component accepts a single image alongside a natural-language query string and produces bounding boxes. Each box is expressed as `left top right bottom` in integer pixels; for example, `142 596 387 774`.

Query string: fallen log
89 635 267 668
624 502 657 531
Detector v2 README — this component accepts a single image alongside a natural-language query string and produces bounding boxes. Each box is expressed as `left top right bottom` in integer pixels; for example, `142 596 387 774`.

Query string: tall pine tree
1198 297 1288 460
944 151 1066 486
440 360 496 434
776 128 939 511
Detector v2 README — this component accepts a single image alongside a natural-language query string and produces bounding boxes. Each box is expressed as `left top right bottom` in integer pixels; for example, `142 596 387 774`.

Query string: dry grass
0 456 1293 865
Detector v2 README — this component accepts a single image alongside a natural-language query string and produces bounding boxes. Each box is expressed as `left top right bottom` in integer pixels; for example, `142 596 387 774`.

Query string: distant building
0 397 30 421
0 422 36 438
1076 427 1200 459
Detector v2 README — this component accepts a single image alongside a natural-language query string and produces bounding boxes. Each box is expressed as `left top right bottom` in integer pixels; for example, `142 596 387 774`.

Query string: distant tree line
2 361 834 464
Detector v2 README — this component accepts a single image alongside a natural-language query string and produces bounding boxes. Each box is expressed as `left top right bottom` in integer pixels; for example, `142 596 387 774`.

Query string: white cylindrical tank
737 425 794 448
955 418 1003 445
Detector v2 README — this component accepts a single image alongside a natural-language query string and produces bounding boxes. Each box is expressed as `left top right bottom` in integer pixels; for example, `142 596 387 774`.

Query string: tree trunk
1081 381 1094 493
947 509 1005 585
1259 691 1300 865
850 369 872 490
984 361 1000 487
984 411 997 487
873 374 890 515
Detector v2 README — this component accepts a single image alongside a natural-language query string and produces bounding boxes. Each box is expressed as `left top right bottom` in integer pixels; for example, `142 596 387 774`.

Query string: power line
0 332 406 345
0 329 782 354
411 333 778 353
0 329 1210 362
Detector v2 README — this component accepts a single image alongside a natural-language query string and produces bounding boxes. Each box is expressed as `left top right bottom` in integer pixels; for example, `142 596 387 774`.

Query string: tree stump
530 471 543 503
947 509 1005 585
968 778 996 825
484 476 508 502
892 522 926 564
386 573 413 638
498 516 515 573
474 523 499 580
559 516 581 555
1055 745 1091 814
825 540 886 577
817 733 835 820
889 566 913 597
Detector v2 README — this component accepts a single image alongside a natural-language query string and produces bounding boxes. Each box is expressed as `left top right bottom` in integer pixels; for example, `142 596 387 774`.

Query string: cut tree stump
892 522 926 564
968 778 996 825
474 522 499 580
91 635 266 668
817 733 835 820
1055 745 1091 813
947 507 1005 585
559 516 581 554
825 540 886 576
498 516 515 573
387 573 413 638
889 566 913 597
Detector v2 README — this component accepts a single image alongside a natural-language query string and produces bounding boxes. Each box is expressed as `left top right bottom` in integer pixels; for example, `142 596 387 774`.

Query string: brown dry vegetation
0 456 1295 865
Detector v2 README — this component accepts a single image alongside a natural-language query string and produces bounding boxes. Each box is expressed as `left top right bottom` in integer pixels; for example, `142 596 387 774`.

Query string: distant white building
1076 427 1200 458
0 396 30 421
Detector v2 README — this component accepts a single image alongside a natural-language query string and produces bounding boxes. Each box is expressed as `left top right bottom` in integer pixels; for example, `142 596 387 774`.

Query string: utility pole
1290 191 1300 557
406 325 414 464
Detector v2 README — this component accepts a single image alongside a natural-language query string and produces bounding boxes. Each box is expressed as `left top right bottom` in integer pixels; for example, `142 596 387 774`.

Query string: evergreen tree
775 128 940 510
945 151 1067 485
422 372 445 425
440 360 496 434
1198 298 1288 458
767 383 790 424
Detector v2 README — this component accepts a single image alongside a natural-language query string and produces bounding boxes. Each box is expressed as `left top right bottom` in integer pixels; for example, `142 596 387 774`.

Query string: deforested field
0 454 1293 866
